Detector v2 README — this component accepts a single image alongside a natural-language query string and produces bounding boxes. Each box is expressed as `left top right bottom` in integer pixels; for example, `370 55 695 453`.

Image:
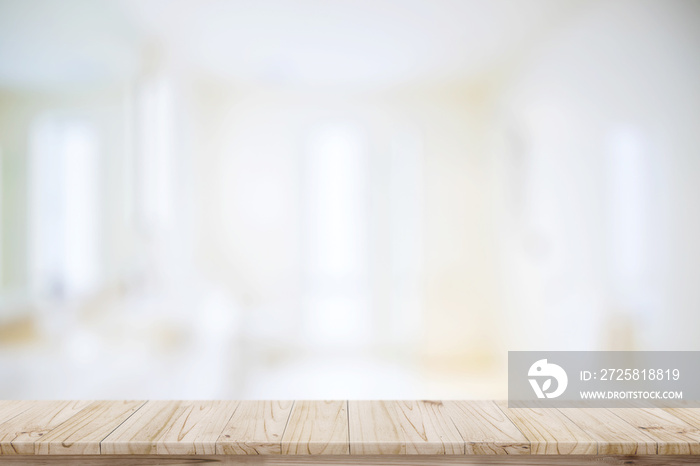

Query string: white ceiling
0 0 140 89
0 0 588 90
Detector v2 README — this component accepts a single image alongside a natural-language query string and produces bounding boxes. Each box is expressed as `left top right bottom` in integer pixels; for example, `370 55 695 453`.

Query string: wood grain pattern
3 455 700 465
609 408 700 455
216 401 293 455
664 408 700 432
101 401 238 455
496 401 596 455
443 401 529 455
0 402 36 427
281 401 349 455
0 401 698 459
0 401 91 454
558 408 657 455
349 401 464 455
35 401 145 455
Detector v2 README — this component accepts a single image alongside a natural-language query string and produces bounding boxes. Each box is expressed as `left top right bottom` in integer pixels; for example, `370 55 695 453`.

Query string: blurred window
303 123 370 348
388 131 423 345
29 116 100 299
136 76 175 232
607 127 651 311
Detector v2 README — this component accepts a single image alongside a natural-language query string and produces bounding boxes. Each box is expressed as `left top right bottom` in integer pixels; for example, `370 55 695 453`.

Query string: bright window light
303 123 370 348
29 116 100 298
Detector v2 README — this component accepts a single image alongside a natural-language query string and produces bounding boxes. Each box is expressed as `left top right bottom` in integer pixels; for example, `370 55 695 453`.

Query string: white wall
492 0 700 351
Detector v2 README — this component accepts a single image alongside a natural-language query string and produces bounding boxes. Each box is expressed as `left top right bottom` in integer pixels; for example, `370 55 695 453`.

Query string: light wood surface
557 408 657 455
0 400 698 463
0 402 36 430
665 407 700 432
349 401 463 454
217 400 294 455
609 407 700 455
2 455 700 465
101 400 238 455
495 401 596 455
443 401 529 455
0 455 698 466
35 401 144 455
0 401 91 455
281 400 348 455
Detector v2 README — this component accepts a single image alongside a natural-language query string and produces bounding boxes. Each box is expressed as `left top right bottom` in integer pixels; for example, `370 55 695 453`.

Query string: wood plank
216 401 293 454
664 408 700 432
609 408 700 455
495 401 596 454
35 401 145 455
3 455 700 465
558 408 657 455
281 401 348 455
0 402 36 426
443 401 529 455
349 400 464 455
101 400 238 455
0 401 91 454
0 400 698 460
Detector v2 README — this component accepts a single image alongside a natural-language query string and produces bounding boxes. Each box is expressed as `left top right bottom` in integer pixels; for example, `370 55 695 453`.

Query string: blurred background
0 0 699 399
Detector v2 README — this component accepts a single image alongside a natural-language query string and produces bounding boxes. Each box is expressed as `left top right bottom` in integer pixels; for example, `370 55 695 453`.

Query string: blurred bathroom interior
0 0 699 399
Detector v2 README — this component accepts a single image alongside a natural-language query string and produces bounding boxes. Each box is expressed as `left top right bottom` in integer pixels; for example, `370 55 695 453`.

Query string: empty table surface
0 400 699 464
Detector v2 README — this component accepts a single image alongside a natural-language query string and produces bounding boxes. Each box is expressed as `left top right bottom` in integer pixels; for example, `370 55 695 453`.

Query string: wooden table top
0 400 699 457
